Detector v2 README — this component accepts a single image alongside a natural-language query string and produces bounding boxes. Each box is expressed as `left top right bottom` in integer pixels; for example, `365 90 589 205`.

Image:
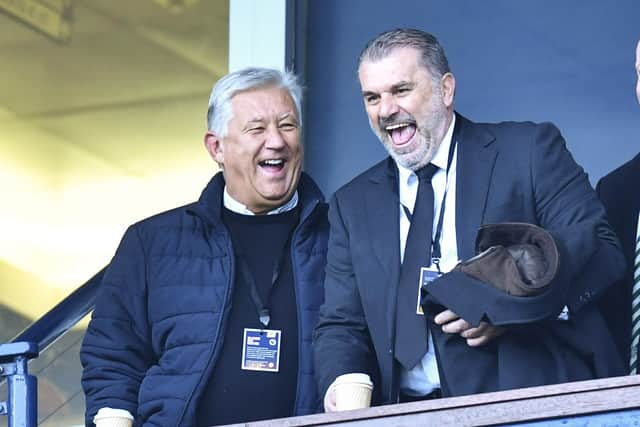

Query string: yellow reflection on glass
0 0 228 325
0 123 216 320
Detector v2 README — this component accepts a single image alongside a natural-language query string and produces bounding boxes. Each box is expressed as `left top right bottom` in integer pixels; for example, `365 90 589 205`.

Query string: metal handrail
11 267 106 351
0 267 105 427
0 342 39 426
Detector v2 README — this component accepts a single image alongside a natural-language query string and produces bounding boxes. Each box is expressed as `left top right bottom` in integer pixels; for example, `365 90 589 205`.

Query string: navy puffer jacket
81 172 328 426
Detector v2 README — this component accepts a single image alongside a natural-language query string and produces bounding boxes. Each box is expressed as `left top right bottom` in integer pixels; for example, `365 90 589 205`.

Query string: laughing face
358 47 455 171
205 85 302 214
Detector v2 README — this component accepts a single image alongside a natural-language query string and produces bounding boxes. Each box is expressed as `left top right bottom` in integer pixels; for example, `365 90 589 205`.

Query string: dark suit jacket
596 153 640 369
314 114 626 404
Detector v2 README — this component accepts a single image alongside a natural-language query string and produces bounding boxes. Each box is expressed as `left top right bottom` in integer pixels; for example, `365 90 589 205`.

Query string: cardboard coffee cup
334 373 373 411
93 414 133 427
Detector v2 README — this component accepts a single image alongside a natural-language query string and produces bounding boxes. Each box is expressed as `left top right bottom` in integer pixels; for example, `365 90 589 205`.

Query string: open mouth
258 158 286 173
385 122 417 146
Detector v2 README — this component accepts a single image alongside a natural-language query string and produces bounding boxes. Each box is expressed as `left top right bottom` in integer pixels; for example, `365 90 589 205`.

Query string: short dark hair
358 28 451 80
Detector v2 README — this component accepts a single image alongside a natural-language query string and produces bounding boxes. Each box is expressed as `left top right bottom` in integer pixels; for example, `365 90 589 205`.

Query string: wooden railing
228 375 640 426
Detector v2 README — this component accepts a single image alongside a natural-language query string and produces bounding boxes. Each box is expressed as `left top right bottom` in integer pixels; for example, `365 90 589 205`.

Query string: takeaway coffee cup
334 373 374 411
93 413 133 427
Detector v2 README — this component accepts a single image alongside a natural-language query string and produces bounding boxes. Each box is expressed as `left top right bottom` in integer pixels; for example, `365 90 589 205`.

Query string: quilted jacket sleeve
80 225 155 425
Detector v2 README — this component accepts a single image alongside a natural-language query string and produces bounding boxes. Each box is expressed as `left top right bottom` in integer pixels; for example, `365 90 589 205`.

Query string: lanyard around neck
236 235 292 328
402 125 458 273
430 133 457 272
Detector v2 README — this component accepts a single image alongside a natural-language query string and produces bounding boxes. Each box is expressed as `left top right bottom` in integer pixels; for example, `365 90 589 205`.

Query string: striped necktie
630 232 640 374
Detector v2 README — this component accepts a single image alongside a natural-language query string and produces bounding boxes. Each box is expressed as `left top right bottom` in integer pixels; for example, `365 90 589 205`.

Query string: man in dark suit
596 39 640 374
314 28 626 409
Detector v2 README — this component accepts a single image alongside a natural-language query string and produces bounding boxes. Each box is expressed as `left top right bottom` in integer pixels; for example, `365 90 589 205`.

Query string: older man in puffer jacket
81 67 328 427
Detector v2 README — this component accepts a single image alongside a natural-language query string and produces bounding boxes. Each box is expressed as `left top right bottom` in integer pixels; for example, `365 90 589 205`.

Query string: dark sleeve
595 171 615 203
313 193 378 398
595 177 604 197
80 225 155 424
424 122 625 325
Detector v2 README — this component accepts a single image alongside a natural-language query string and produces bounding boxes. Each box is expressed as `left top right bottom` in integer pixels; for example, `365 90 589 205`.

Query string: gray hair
206 67 303 138
358 28 451 81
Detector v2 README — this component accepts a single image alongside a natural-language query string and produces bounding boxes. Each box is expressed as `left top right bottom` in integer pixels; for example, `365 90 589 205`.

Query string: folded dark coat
453 222 559 297
422 220 625 397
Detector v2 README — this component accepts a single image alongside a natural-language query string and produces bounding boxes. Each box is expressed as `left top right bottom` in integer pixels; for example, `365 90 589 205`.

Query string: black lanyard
236 236 291 328
402 127 458 273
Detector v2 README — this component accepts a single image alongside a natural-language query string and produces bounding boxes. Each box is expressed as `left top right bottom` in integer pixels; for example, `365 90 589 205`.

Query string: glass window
0 0 228 335
0 2 228 424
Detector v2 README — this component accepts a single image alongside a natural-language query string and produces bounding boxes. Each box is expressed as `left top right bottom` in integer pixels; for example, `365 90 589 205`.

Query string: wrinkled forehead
230 86 297 117
358 47 432 87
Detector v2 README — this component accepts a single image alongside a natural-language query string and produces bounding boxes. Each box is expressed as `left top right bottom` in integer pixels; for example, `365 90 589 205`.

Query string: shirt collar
223 187 299 215
397 114 456 185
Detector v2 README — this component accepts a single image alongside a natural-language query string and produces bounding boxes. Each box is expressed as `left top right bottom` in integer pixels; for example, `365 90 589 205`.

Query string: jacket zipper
176 230 235 425
290 199 320 415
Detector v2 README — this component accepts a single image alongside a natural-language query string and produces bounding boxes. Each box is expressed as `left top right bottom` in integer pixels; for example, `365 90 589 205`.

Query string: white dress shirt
223 187 298 214
397 115 459 396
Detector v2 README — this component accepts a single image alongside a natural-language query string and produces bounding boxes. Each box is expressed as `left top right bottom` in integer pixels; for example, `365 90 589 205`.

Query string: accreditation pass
242 328 281 372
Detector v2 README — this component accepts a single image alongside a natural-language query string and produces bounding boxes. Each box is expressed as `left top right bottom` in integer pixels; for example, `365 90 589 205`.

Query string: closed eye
279 122 299 131
393 84 414 96
363 93 380 105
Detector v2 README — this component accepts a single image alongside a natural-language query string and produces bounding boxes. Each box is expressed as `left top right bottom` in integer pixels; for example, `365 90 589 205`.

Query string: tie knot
416 163 438 182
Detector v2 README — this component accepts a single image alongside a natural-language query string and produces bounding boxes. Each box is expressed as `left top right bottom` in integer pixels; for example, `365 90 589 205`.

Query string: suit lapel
620 154 640 261
365 158 402 344
629 154 640 228
455 114 498 260
365 158 402 283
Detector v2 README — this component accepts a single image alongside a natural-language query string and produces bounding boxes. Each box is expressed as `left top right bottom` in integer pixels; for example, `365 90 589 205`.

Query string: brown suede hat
453 222 559 296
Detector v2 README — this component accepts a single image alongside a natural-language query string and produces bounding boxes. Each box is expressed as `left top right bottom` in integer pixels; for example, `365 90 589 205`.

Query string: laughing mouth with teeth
385 122 417 145
259 158 286 171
